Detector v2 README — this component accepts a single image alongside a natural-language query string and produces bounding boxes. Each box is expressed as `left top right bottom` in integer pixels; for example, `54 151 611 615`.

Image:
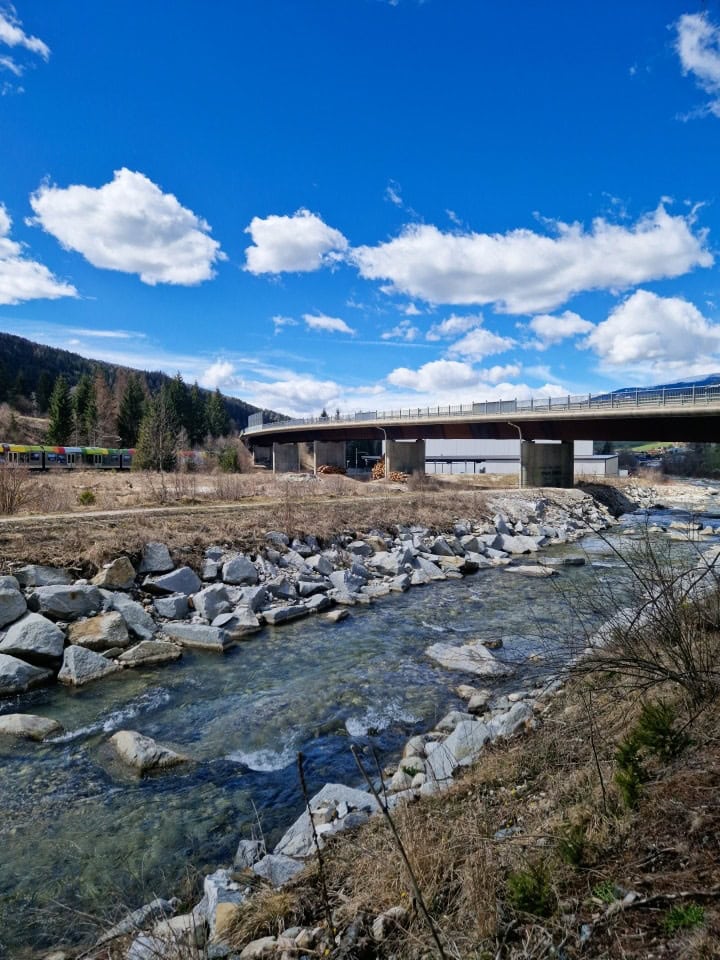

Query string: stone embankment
0 488 620 959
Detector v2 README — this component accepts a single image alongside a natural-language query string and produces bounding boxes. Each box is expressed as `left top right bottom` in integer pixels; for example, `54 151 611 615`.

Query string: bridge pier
313 440 346 474
385 438 425 475
272 442 300 473
521 440 574 488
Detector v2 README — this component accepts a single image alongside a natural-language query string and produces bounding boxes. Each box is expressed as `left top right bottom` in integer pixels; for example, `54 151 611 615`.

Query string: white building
424 439 618 476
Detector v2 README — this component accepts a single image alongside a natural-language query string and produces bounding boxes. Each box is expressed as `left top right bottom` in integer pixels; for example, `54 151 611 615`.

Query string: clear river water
1 499 718 957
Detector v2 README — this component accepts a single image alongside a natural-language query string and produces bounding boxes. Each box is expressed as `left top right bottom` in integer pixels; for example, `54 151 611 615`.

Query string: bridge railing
244 383 720 433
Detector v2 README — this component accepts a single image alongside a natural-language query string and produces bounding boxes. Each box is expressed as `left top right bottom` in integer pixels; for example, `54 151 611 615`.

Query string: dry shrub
226 888 304 945
0 464 36 515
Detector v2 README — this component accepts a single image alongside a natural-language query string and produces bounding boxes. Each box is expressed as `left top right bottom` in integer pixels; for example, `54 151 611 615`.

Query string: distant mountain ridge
615 373 720 393
0 331 281 430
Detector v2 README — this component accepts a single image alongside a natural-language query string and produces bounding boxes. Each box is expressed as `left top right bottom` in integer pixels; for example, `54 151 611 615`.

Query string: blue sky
2 1 720 416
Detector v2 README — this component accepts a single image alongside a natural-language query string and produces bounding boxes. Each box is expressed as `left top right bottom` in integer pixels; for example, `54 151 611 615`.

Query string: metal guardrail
244 384 720 434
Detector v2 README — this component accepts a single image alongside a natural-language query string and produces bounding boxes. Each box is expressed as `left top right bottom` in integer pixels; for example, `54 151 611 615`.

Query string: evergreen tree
11 371 25 403
206 388 230 438
0 361 7 403
134 385 180 471
187 381 207 447
93 370 116 444
117 374 146 447
36 371 53 413
47 375 74 445
166 372 189 433
73 374 95 443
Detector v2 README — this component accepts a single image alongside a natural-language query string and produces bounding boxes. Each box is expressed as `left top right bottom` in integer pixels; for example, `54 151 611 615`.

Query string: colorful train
0 444 135 469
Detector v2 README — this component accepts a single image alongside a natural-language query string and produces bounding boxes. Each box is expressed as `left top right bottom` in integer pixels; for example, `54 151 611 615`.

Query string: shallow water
0 506 715 956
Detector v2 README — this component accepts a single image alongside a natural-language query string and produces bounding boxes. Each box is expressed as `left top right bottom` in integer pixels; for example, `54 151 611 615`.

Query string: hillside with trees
0 332 282 450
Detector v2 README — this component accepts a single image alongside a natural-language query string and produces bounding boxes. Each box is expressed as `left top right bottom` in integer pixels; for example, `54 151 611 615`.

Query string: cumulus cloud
272 314 298 332
382 319 420 341
0 8 49 60
244 208 348 274
303 313 356 335
29 168 224 285
201 359 235 389
244 374 343 417
388 359 479 392
0 203 77 304
447 325 516 361
426 313 484 341
480 363 522 383
586 289 720 377
352 205 712 313
529 310 594 348
676 12 720 117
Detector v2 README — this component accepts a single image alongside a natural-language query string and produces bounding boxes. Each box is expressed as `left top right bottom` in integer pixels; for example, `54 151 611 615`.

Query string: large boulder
0 612 65 666
0 713 62 740
413 556 446 581
139 542 174 574
487 701 534 739
161 622 233 651
495 534 542 555
0 575 19 590
212 608 262 638
67 612 130 651
263 605 309 626
153 594 189 619
57 645 121 686
425 642 513 677
15 564 73 587
252 854 304 888
118 640 182 667
274 783 378 859
305 554 334 576
109 729 189 772
91 556 136 590
426 720 491 783
192 584 230 620
0 588 26 628
0 653 52 696
222 555 259 585
28 584 102 621
203 869 246 938
143 567 201 597
108 593 157 642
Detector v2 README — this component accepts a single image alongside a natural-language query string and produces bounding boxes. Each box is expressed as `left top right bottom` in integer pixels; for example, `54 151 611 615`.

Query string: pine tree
134 385 180 471
186 381 207 447
93 370 116 444
166 372 189 433
117 374 146 448
206 388 230 438
73 374 95 443
11 370 25 404
0 361 7 403
36 371 53 413
47 375 74 445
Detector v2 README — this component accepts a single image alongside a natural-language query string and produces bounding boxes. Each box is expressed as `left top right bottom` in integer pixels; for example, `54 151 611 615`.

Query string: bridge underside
247 410 720 447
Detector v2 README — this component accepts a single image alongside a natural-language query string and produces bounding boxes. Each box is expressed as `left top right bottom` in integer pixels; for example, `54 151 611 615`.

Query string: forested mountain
0 332 281 431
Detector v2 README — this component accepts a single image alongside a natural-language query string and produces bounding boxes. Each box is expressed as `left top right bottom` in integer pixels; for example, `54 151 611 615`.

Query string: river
0 498 717 957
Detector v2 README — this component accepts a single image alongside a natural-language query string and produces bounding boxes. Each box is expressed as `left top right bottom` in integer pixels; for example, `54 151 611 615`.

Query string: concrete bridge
244 383 720 487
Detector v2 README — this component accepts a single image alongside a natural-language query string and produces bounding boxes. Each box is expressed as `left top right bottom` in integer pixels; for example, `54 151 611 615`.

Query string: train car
0 444 135 470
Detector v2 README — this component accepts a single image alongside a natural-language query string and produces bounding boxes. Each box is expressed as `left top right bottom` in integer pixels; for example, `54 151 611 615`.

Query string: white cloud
243 374 343 417
479 363 522 383
447 325 516 361
529 310 594 348
352 204 712 313
385 182 403 206
303 312 356 335
382 319 420 341
388 359 479 392
0 8 50 60
201 360 235 389
272 314 298 332
426 313 484 341
586 289 720 378
403 302 422 316
244 208 348 274
676 12 720 117
66 327 146 339
0 203 77 304
0 54 22 75
29 168 225 285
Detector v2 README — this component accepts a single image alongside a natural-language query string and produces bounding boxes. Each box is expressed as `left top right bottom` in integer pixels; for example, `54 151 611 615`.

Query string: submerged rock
0 713 62 740
118 640 182 667
425 642 513 677
109 729 190 773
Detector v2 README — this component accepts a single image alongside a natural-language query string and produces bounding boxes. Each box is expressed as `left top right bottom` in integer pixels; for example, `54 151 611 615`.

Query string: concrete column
313 440 347 474
521 440 574 488
385 438 426 475
252 445 272 468
272 442 299 474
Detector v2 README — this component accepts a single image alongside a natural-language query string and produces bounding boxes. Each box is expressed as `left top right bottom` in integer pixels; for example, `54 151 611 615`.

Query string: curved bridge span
243 384 720 486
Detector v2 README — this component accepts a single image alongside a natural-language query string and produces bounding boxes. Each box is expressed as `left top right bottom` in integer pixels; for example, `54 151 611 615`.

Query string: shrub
592 880 619 904
662 903 705 935
506 862 555 917
557 822 587 867
0 464 35 515
78 488 96 506
633 700 691 763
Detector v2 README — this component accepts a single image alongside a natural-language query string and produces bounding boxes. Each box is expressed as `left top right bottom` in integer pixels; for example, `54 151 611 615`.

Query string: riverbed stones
193 584 231 621
263 604 309 625
161 622 233 651
108 593 157 642
425 641 513 677
413 556 446 580
426 719 492 783
119 640 182 667
0 576 19 591
487 701 534 739
504 564 557 577
238 585 268 612
495 534 542 554
153 593 189 619
91 556 136 590
304 593 331 613
252 853 304 887
144 566 202 597
234 838 264 869
222 555 258 585
305 554 334 576
15 564 73 587
325 608 349 623
67 611 130 651
274 783 378 858
139 542 174 574
0 713 61 740
109 729 190 772
0 588 26 628
0 611 65 666
203 869 246 937
58 645 121 685
0 653 52 695
28 584 102 621
212 608 262 638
